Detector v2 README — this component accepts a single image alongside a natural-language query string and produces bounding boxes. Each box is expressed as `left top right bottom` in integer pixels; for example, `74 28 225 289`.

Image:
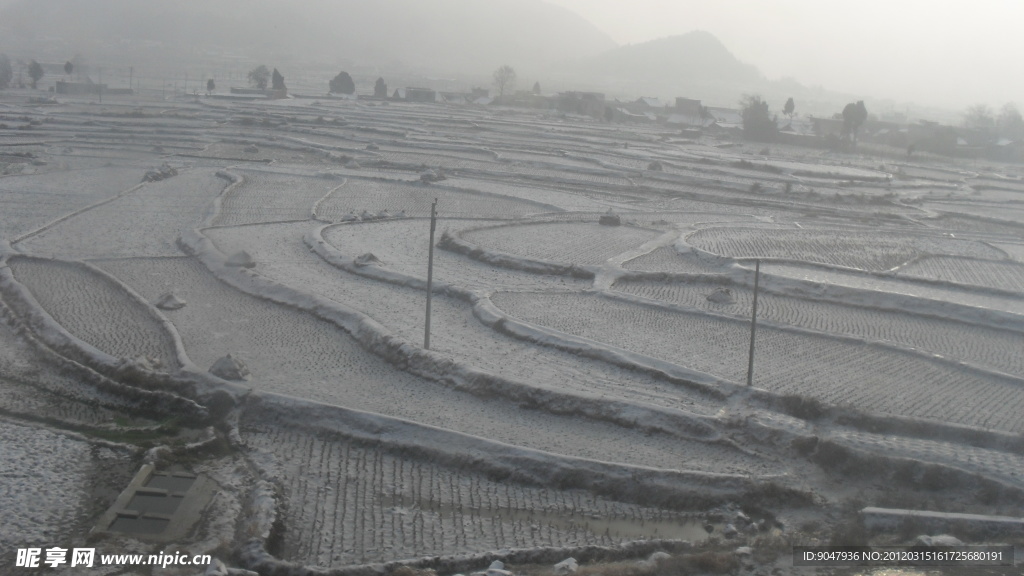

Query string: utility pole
129 66 133 91
98 67 103 103
424 199 438 349
746 259 760 386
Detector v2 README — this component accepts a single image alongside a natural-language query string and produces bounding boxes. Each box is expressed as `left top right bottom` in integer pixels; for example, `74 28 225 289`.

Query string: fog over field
3 0 1021 111
1 2 1023 576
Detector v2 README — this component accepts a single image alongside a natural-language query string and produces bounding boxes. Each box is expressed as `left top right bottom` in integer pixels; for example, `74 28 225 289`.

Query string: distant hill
0 0 617 75
557 31 765 100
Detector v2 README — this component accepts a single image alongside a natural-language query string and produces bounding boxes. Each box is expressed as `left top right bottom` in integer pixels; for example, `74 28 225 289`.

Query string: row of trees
238 64 524 101
328 72 387 98
739 94 868 143
245 66 390 97
0 55 49 90
325 64 521 101
738 95 804 141
963 103 1024 140
246 65 286 91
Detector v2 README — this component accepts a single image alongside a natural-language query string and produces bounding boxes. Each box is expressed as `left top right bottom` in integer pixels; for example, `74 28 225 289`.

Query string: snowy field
2 91 1024 572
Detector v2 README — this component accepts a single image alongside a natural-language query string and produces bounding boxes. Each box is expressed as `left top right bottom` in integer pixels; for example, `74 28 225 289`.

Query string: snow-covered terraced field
622 247 726 274
203 222 727 418
372 150 501 172
923 199 1024 222
831 428 1024 489
898 165 968 182
0 408 137 570
440 177 622 212
0 374 130 429
639 195 808 220
0 166 144 240
462 222 662 266
316 177 555 221
215 169 340 225
491 291 1024 432
501 165 636 189
971 177 1024 194
244 421 715 568
0 419 95 552
898 256 1024 292
687 226 1004 271
0 316 146 426
760 262 1024 315
97 256 751 471
196 142 329 165
924 213 1024 236
316 219 590 292
612 278 1024 378
993 242 1024 263
7 256 182 369
16 169 228 258
6 94 1024 572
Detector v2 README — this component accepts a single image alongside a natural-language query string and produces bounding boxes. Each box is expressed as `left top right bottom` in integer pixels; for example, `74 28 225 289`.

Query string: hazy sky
544 0 1023 111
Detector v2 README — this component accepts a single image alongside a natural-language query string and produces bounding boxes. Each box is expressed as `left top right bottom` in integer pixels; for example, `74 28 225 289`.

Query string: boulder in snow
647 552 670 563
210 354 250 381
553 557 577 574
599 211 621 226
420 169 446 183
353 253 382 267
143 162 178 182
914 534 964 548
706 287 735 304
155 292 186 310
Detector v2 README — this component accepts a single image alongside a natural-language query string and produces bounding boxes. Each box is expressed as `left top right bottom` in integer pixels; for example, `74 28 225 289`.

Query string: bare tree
963 104 995 130
248 65 270 90
492 65 516 102
739 94 776 141
0 55 12 90
998 103 1024 139
28 60 43 89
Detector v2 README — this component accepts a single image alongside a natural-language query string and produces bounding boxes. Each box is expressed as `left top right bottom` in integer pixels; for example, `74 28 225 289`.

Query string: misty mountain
557 31 764 97
0 0 616 75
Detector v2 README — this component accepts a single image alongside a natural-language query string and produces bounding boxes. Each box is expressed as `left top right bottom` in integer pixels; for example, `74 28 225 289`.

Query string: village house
557 91 606 118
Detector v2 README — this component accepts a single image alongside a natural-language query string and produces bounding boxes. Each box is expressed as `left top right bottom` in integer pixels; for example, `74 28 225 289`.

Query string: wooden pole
424 199 438 349
746 259 760 387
